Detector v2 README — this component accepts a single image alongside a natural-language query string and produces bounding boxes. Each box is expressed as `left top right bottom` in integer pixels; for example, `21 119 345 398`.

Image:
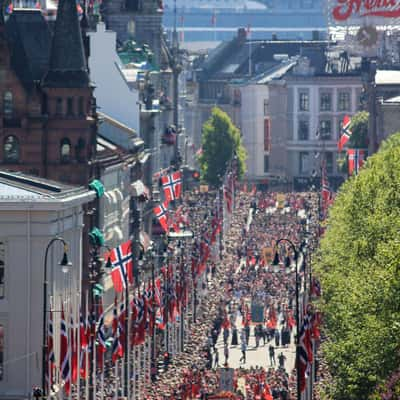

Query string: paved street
214 314 296 372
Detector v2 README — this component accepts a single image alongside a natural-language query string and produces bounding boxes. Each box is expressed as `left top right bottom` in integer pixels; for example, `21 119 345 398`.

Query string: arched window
60 138 71 163
3 135 19 163
3 92 13 119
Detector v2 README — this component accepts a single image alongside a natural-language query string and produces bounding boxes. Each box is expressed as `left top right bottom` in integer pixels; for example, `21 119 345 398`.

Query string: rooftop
0 170 95 208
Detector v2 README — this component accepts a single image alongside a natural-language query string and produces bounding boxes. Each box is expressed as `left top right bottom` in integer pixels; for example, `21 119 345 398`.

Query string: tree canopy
198 107 247 187
315 132 400 400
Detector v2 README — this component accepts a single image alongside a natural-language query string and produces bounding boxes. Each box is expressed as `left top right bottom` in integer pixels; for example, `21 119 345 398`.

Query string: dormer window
3 92 13 119
60 138 71 163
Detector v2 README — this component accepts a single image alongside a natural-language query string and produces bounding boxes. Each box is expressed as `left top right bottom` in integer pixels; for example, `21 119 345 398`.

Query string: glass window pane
3 92 13 118
320 93 332 111
298 120 309 140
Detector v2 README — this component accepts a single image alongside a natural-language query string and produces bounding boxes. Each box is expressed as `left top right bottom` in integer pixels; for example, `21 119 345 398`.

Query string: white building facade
0 172 94 399
88 22 140 133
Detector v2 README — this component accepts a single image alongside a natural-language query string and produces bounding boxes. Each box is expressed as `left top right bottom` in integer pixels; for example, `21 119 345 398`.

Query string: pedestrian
245 324 250 345
240 341 247 364
274 329 280 347
214 349 219 368
278 352 286 370
224 343 229 365
223 327 230 345
269 344 275 366
231 325 239 346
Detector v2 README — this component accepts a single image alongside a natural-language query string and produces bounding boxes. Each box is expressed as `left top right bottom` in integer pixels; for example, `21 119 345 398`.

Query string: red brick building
0 0 96 185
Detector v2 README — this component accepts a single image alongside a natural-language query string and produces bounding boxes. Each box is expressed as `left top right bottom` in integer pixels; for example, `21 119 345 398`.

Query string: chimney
237 28 247 43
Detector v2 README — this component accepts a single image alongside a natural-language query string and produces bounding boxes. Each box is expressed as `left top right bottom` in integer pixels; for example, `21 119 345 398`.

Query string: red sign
332 0 400 21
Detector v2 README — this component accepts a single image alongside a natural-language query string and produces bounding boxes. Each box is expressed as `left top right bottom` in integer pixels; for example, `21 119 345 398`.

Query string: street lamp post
42 237 72 397
272 238 305 400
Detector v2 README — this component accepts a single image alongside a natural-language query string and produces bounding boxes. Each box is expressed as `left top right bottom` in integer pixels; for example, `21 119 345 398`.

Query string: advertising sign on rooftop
330 0 400 25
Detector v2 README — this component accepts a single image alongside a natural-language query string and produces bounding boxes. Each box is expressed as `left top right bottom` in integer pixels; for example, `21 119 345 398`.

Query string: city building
0 171 95 398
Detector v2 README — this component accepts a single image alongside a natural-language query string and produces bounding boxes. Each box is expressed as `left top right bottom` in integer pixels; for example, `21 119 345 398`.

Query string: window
338 91 350 111
264 155 269 173
299 92 309 111
55 98 63 115
320 92 332 111
78 97 85 116
264 99 268 116
66 98 74 116
299 151 310 174
3 135 19 163
60 138 71 163
264 118 271 152
3 92 13 119
0 242 4 300
319 120 332 140
298 120 309 141
326 152 334 173
0 325 3 380
76 138 86 162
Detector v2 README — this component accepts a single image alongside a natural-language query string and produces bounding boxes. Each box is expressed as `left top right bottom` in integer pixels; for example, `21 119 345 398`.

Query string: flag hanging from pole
161 171 182 203
46 310 55 391
106 240 133 293
60 305 70 395
338 115 352 152
347 148 365 175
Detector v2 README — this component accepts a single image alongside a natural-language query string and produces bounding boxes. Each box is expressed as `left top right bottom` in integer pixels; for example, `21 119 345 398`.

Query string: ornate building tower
101 0 163 67
0 0 96 185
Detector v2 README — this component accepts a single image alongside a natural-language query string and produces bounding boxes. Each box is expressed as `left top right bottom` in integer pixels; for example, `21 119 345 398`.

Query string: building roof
199 32 329 80
5 9 51 91
0 170 95 209
375 70 400 86
42 0 89 88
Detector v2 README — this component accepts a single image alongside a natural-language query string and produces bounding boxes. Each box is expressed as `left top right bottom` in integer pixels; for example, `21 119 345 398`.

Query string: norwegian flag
338 115 352 152
153 201 169 233
154 277 162 307
106 240 133 293
118 294 126 347
224 184 233 214
60 306 70 395
321 162 332 213
70 312 78 384
298 314 314 393
161 171 182 204
112 297 124 363
131 295 147 346
79 309 89 379
347 148 365 175
46 311 55 392
96 297 107 369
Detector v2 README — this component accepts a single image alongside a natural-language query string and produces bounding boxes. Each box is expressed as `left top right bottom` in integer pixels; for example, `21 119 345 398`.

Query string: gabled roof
5 9 51 91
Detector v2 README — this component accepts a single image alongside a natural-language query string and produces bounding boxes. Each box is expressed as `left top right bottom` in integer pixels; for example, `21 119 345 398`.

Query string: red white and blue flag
60 306 70 395
347 148 365 175
112 297 124 363
153 201 169 233
161 171 182 203
338 115 352 152
46 310 55 391
96 297 107 369
107 240 133 293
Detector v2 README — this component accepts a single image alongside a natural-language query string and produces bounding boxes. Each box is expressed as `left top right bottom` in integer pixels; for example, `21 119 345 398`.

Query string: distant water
162 7 327 42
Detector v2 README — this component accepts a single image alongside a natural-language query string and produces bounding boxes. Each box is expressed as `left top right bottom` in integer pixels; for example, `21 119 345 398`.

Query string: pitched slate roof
5 9 51 91
42 0 89 88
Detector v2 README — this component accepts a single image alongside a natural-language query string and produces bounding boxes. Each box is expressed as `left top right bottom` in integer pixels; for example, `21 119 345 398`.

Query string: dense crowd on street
142 188 319 399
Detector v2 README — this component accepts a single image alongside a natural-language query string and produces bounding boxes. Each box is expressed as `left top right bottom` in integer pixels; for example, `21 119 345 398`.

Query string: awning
140 231 152 253
131 180 150 200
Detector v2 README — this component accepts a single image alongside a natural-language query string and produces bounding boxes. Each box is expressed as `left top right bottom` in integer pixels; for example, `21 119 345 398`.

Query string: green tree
315 132 400 400
199 107 247 187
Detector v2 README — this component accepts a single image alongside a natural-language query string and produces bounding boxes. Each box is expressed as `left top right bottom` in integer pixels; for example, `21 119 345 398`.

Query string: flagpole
85 290 89 400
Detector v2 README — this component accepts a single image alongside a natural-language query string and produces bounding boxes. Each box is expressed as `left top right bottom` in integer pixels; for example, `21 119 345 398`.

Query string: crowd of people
142 188 319 399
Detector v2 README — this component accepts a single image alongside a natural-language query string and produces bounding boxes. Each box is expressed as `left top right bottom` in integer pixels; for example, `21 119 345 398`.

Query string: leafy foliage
315 132 400 400
199 107 247 187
